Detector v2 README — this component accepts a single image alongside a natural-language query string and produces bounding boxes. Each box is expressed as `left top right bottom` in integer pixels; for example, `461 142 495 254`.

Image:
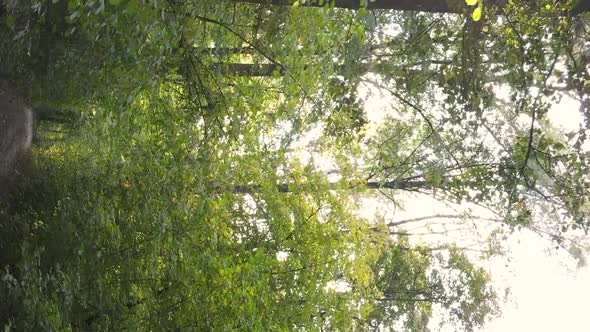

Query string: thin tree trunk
213 63 285 76
212 63 372 76
232 179 431 193
201 47 254 56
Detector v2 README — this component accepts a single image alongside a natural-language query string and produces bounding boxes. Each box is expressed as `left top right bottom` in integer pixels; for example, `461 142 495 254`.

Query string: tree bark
212 63 372 76
570 0 590 15
213 63 286 76
232 179 431 193
0 88 34 200
232 0 506 14
234 0 590 15
201 47 254 56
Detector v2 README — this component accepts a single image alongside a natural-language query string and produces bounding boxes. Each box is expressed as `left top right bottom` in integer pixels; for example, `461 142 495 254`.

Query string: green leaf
67 0 80 11
126 0 138 12
108 0 121 5
358 7 367 17
472 7 482 21
465 0 478 5
355 25 365 39
5 15 14 28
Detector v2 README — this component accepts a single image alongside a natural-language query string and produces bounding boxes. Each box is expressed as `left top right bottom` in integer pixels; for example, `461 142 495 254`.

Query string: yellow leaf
5 15 15 28
465 0 478 5
121 179 131 189
472 7 482 21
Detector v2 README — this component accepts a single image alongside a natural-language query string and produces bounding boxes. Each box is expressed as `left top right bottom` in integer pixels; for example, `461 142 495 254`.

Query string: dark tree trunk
232 0 507 14
234 0 590 15
571 0 590 15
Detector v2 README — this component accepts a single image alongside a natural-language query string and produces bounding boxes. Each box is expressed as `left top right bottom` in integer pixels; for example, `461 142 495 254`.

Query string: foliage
0 0 588 330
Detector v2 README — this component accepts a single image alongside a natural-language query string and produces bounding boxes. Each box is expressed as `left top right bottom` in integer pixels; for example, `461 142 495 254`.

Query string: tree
234 0 466 12
233 0 589 15
0 0 588 331
0 80 34 194
571 0 590 15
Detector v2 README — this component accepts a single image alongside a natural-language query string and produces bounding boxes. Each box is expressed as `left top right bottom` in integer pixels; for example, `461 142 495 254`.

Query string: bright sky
484 232 590 332
355 80 590 331
483 94 590 332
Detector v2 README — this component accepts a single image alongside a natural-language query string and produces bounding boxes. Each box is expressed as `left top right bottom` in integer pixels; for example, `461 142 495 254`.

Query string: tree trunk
232 0 506 14
212 63 373 76
201 47 254 56
232 179 431 193
213 63 285 76
0 86 34 199
571 0 590 15
233 0 590 15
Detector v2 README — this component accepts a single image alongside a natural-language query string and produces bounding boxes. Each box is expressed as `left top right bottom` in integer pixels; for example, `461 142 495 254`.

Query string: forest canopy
0 0 589 330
